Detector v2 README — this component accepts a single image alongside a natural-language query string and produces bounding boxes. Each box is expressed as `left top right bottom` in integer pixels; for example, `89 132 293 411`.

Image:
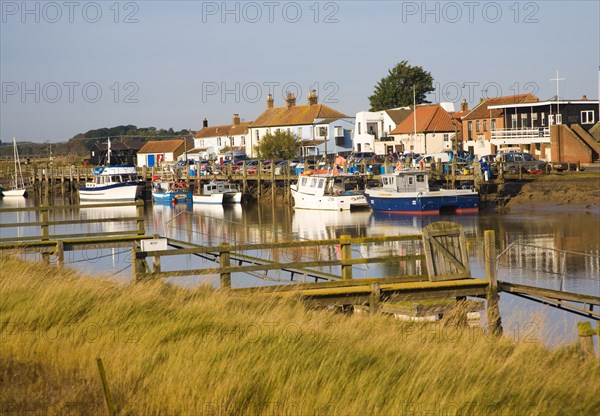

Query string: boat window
408 176 414 185
301 177 307 186
318 179 324 188
416 175 425 182
310 178 317 187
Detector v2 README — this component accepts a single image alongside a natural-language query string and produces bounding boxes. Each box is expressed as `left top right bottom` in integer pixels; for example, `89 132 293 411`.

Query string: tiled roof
390 104 460 134
194 122 250 139
462 93 538 121
252 104 348 128
385 108 413 125
450 109 469 121
138 139 184 154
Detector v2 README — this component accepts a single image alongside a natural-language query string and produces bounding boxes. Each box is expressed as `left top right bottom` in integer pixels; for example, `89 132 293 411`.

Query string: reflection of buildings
292 210 371 240
79 203 137 233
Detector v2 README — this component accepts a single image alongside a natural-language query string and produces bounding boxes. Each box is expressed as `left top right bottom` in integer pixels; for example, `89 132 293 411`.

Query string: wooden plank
499 281 600 305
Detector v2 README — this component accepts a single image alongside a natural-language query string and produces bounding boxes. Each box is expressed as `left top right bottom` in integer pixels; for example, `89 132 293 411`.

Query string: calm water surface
1 196 598 347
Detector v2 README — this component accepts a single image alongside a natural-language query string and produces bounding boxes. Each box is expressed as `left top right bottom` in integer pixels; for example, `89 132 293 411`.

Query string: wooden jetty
1 206 598 343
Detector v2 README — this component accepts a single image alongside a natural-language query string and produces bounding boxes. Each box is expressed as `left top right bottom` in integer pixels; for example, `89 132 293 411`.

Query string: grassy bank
1 257 598 415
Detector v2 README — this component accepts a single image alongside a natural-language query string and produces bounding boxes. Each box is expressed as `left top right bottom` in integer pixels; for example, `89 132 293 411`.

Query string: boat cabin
202 181 239 195
297 175 360 197
380 171 430 193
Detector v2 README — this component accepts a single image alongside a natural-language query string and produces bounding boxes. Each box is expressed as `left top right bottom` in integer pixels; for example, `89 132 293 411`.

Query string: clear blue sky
1 0 599 142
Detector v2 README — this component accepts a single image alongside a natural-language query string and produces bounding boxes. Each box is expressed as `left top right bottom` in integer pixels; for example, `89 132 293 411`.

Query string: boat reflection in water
79 201 138 234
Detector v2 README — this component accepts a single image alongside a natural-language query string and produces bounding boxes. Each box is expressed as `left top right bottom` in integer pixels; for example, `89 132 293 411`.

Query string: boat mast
13 137 18 190
107 137 112 165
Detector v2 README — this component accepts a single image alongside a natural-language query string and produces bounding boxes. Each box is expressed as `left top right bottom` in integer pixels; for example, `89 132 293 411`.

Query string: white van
412 152 451 168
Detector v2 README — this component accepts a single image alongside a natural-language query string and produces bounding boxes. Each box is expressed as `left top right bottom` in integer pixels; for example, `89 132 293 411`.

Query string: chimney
285 92 296 109
307 89 318 106
460 99 468 112
582 95 588 100
232 113 240 126
203 118 208 128
266 94 274 109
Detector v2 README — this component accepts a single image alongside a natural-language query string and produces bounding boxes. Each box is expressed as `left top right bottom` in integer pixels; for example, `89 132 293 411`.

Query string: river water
1 195 598 348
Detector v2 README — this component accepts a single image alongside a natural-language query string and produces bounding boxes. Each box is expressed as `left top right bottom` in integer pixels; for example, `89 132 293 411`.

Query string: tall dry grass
1 256 598 415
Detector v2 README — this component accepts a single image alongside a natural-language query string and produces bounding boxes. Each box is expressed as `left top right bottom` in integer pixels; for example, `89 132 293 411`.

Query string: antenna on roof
550 70 565 122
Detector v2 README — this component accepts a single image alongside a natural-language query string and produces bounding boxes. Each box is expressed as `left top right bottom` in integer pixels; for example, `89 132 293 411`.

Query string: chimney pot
285 92 296 109
233 113 240 126
266 94 274 109
308 89 318 106
582 95 587 100
461 99 468 112
203 118 208 128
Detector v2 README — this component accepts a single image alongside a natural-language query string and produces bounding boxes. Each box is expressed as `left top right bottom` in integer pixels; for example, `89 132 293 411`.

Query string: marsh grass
1 257 598 415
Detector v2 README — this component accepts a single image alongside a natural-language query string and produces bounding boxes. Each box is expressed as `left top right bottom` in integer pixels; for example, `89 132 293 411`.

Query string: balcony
490 127 550 144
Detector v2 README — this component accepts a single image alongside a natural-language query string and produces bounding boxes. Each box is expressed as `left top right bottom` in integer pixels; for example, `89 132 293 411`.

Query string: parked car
497 152 547 174
347 152 377 164
412 152 451 169
274 159 302 175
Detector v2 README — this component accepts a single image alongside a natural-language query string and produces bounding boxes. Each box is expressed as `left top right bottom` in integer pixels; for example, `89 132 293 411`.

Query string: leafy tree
255 130 300 160
368 61 434 111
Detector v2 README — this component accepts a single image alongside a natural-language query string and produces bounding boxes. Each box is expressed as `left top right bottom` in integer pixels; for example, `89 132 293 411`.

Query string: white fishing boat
290 173 369 211
3 138 27 197
193 181 242 205
79 139 144 201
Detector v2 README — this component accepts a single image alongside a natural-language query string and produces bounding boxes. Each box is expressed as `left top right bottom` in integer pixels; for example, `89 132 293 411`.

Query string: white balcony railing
490 127 550 141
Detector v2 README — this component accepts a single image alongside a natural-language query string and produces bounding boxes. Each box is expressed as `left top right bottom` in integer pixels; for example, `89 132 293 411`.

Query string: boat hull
152 190 192 202
223 191 242 204
79 183 144 201
3 189 27 197
291 186 369 211
193 193 225 204
365 189 479 214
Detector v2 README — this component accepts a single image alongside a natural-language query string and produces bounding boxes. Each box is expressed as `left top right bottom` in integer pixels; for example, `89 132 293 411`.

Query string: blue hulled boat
364 170 479 214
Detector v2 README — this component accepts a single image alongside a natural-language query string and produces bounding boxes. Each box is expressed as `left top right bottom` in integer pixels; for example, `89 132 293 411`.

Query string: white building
248 91 354 158
353 107 412 155
390 104 461 154
193 114 251 162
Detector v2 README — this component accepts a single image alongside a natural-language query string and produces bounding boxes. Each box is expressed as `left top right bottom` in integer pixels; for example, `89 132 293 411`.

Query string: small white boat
290 173 369 211
4 138 27 197
79 139 144 201
193 181 242 205
152 178 192 202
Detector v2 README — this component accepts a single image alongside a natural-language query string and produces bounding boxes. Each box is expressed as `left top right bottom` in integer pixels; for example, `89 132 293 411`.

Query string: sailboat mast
107 138 112 165
13 137 18 190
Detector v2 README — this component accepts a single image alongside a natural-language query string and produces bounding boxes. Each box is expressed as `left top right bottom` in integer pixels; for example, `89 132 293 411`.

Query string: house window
443 133 449 142
549 114 563 125
335 126 343 137
581 110 595 124
483 120 487 132
319 127 327 137
298 127 302 137
241 136 246 146
275 128 280 134
491 119 496 131
358 122 361 134
521 113 529 128
255 130 259 141
476 121 480 132
218 138 222 147
467 121 472 140
511 114 518 128
531 113 539 127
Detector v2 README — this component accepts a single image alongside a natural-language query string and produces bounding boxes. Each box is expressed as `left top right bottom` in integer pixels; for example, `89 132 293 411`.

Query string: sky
1 0 599 142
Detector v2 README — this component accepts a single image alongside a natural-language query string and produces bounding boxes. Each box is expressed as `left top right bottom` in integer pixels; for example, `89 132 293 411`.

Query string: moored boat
152 177 192 202
4 138 27 197
290 173 369 211
193 180 242 205
364 170 479 214
79 165 144 201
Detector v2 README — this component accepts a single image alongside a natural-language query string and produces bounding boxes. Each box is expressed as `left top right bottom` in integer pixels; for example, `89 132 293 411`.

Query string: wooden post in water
484 230 502 336
135 201 145 235
577 322 596 358
131 248 142 283
340 235 353 280
219 242 231 289
270 161 276 202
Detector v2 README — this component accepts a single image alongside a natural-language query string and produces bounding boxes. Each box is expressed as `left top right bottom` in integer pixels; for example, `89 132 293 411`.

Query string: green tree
368 61 434 111
254 130 300 160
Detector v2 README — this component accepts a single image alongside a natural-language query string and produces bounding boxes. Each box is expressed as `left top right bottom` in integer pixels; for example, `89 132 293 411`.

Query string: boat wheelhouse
365 170 479 214
290 173 369 211
193 181 242 205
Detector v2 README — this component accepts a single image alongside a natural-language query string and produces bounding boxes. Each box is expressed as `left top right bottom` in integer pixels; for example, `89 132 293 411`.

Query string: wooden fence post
340 235 353 280
370 283 381 315
40 206 49 240
96 358 116 416
220 242 231 289
485 230 502 336
56 241 64 268
577 321 596 359
131 248 141 283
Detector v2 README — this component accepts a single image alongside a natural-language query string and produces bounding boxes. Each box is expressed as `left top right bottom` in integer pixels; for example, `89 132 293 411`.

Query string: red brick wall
550 125 593 163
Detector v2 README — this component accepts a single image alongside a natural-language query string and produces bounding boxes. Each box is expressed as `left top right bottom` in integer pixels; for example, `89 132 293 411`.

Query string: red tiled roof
450 109 469 120
390 105 459 134
462 93 538 121
252 104 348 128
194 122 250 139
138 139 184 154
